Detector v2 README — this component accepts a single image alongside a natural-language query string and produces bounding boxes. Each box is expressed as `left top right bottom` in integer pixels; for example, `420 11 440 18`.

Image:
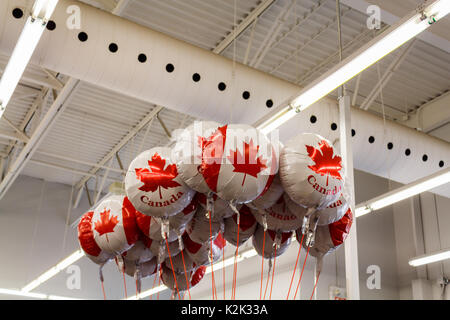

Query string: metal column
339 94 360 299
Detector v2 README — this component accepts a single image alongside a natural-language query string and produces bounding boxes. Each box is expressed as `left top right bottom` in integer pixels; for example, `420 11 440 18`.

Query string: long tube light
355 167 450 217
0 288 81 300
409 249 450 267
0 0 58 118
21 249 84 292
257 0 450 134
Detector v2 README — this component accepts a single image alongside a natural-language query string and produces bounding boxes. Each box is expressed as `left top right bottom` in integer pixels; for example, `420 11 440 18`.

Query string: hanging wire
259 229 266 300
286 233 304 299
310 271 321 300
165 234 181 300
293 246 310 299
269 246 277 300
231 215 241 300
208 212 217 300
180 250 192 300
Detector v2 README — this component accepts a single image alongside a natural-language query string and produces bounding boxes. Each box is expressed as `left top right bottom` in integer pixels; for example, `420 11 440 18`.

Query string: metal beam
360 40 416 111
401 91 450 133
213 0 276 54
0 129 28 143
0 0 132 200
250 0 295 68
74 105 163 190
0 117 30 143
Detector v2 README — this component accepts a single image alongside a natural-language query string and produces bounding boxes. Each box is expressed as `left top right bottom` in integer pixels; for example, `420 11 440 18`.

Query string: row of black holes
12 8 274 108
310 115 445 168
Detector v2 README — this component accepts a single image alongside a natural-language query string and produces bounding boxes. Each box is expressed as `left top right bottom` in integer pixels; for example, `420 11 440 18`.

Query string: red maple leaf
227 139 268 186
196 125 227 192
135 152 181 199
94 209 119 236
306 140 342 186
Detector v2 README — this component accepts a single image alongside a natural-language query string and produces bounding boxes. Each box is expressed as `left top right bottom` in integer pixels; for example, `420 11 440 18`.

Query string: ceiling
0 0 449 198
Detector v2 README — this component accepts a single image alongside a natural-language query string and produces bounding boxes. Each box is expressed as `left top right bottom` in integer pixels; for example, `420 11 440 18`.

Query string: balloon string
135 277 138 299
259 229 266 300
100 280 106 300
180 250 192 300
286 233 304 300
293 246 310 300
165 234 181 300
222 244 226 300
208 211 217 300
263 261 271 300
122 270 127 299
157 269 161 300
269 246 277 300
231 216 241 300
310 271 321 300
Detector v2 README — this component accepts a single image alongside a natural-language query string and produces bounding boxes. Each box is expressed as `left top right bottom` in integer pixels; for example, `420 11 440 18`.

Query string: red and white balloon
223 205 257 246
280 133 344 209
125 147 196 218
91 195 139 255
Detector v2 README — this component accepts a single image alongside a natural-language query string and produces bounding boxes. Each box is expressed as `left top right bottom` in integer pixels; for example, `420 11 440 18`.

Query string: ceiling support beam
0 78 81 200
295 26 387 85
360 40 416 111
401 91 450 133
270 6 352 74
0 117 30 143
74 105 164 191
213 0 276 54
250 0 296 68
94 157 113 205
0 0 132 201
0 129 28 143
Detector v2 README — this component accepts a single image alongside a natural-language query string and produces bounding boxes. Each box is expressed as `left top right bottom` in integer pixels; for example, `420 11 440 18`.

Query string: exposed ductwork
0 0 448 197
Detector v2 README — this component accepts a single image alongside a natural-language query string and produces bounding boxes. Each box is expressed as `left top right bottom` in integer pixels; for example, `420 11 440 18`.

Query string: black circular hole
192 73 201 82
12 8 23 19
166 63 174 73
422 154 428 162
439 160 444 168
138 53 147 63
108 43 118 53
218 82 226 91
368 136 375 144
46 20 56 31
351 129 355 137
310 115 317 124
387 142 393 150
405 148 411 156
78 32 88 42
266 99 273 108
242 91 250 100
331 123 337 131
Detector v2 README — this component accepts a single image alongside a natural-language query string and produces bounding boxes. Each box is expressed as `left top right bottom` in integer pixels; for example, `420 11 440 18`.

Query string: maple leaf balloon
135 152 181 199
217 124 278 203
227 139 268 186
125 147 196 218
279 133 344 209
91 195 139 254
172 121 225 194
306 140 342 186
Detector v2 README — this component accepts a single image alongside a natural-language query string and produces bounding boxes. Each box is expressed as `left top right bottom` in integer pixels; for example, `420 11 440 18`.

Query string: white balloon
280 133 344 209
186 206 223 244
173 121 224 193
251 194 305 232
223 205 257 246
250 174 284 210
252 224 292 259
122 239 154 264
125 147 196 218
91 195 139 255
315 194 349 226
122 257 157 278
164 251 195 274
183 232 226 266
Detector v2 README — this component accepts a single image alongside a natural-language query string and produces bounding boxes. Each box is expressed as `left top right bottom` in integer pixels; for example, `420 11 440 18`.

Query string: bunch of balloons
78 121 353 297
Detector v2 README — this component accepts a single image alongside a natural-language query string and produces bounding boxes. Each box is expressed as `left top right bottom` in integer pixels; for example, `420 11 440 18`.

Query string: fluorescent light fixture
0 0 59 117
126 248 257 300
22 249 84 292
356 167 450 217
0 288 82 300
256 0 450 134
409 249 450 267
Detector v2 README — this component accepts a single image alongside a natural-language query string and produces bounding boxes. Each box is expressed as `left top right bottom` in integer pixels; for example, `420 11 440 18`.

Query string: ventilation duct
0 0 448 197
